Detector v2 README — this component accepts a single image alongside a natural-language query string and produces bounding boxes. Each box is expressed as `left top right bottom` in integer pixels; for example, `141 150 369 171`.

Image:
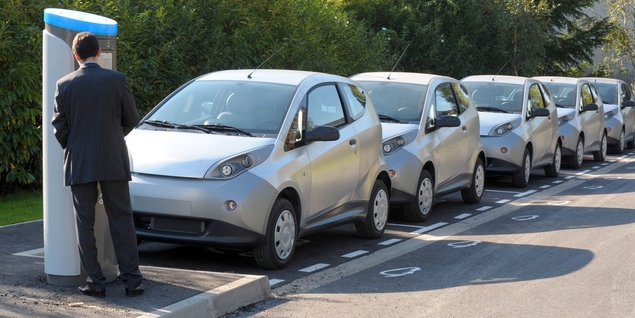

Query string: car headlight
488 119 520 136
382 130 417 155
604 111 615 120
205 145 273 179
557 115 569 126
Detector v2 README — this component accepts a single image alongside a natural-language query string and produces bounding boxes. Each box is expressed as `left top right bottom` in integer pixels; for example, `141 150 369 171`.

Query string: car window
594 83 618 104
307 84 346 129
621 82 633 104
435 83 459 117
539 83 553 108
528 84 545 115
589 84 601 104
580 84 594 111
341 83 366 121
452 83 470 114
284 107 306 152
359 81 426 123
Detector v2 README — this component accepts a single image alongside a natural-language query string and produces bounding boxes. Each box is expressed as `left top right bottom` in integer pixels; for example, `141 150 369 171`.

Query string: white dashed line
496 199 510 204
540 185 551 189
410 222 448 234
577 169 592 175
269 279 284 286
299 263 330 273
514 190 537 197
601 163 609 166
592 166 600 169
476 206 492 212
486 189 521 194
552 180 564 183
565 176 575 179
379 238 402 246
342 250 368 258
454 213 472 219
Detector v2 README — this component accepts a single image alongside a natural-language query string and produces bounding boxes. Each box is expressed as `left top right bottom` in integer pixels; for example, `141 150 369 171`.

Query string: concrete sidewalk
0 220 270 317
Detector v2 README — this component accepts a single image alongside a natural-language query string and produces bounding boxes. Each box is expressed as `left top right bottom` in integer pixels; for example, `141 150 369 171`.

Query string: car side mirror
435 115 461 128
622 100 635 108
583 103 599 112
305 125 340 143
529 107 550 118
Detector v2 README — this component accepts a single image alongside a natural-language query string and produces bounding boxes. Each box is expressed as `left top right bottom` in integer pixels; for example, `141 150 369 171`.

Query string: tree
594 0 635 81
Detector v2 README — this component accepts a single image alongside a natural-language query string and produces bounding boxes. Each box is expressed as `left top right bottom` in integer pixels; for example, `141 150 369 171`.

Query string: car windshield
145 80 296 137
462 82 524 113
358 81 426 123
593 82 617 104
541 83 576 108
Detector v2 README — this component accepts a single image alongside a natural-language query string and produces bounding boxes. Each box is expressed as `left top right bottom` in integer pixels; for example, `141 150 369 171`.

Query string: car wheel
403 169 434 222
593 132 607 161
461 158 485 204
614 129 625 154
513 148 531 188
544 143 561 177
569 136 584 169
253 198 296 269
355 179 389 239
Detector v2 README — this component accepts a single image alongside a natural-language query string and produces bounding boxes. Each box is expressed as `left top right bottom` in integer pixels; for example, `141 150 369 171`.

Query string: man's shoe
78 284 105 298
125 284 144 297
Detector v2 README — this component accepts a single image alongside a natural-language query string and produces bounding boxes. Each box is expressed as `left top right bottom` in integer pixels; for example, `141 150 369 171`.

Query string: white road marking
379 238 402 246
496 199 510 204
454 213 472 219
577 169 592 175
512 215 539 221
476 206 492 212
514 190 537 197
540 185 551 189
269 279 284 286
380 267 421 277
342 250 368 258
447 240 482 248
410 222 448 234
486 189 521 194
592 166 601 169
565 176 575 179
299 263 330 273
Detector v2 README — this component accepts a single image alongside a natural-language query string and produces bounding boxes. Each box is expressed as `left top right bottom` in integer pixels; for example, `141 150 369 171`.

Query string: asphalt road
216 151 635 317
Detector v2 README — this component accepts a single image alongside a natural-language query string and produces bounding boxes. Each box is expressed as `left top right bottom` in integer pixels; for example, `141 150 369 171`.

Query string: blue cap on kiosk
44 8 117 36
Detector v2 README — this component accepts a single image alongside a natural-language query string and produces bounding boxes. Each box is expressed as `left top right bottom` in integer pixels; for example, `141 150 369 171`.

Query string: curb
138 274 271 318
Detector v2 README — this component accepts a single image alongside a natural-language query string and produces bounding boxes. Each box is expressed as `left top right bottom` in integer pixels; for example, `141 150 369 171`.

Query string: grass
0 189 43 226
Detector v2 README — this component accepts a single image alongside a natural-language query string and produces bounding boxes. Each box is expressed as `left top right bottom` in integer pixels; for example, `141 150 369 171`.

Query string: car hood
126 129 275 178
556 108 576 118
478 112 521 135
381 123 419 140
604 104 619 114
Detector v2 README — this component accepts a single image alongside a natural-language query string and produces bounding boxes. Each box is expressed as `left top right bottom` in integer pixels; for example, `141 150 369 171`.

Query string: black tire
513 148 531 188
569 136 584 169
544 142 561 177
614 129 625 154
593 132 607 161
461 158 485 204
253 198 297 269
355 179 389 239
403 170 434 222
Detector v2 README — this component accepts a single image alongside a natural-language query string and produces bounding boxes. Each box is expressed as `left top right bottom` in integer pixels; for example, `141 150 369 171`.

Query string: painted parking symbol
512 215 539 221
583 185 603 190
380 267 421 277
447 240 482 248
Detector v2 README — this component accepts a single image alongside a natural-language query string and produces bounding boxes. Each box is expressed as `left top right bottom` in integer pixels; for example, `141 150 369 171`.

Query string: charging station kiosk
42 8 119 286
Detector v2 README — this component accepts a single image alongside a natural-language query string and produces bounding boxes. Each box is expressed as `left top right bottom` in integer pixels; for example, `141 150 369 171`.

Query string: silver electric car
351 72 486 222
534 77 608 168
461 75 561 188
126 69 391 269
583 77 635 154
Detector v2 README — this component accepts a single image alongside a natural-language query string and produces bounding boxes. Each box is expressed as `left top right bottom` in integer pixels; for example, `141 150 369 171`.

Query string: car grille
137 215 205 234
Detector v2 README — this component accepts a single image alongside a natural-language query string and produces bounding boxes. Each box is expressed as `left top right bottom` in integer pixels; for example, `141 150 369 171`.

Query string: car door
304 84 360 218
620 82 635 140
525 83 552 163
429 82 467 191
580 83 603 149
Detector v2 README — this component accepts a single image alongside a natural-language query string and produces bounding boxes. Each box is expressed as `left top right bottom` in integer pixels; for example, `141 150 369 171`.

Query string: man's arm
52 85 68 149
120 75 141 130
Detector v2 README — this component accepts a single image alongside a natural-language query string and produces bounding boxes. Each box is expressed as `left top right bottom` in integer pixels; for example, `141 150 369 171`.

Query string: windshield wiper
476 106 508 113
378 114 403 123
197 124 254 137
143 120 213 134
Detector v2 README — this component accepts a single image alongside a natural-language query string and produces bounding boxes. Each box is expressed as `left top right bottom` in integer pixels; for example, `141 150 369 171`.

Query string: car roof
581 77 623 85
461 75 530 85
350 72 452 85
195 69 346 86
532 76 584 85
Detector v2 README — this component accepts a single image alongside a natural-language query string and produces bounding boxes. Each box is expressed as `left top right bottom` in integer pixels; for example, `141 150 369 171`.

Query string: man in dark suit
52 31 144 298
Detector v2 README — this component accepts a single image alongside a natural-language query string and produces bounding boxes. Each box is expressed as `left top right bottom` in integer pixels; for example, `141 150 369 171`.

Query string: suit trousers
71 180 143 288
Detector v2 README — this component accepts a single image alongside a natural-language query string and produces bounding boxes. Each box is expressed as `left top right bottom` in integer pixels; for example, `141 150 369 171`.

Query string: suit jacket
52 63 141 186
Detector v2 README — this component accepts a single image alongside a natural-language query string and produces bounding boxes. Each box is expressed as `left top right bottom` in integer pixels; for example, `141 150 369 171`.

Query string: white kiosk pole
43 8 119 286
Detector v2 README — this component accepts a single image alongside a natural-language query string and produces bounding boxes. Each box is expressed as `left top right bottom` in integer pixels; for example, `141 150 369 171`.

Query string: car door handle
462 126 467 131
349 139 357 145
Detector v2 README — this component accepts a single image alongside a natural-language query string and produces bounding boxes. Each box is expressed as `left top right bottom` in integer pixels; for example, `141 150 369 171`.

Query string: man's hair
72 32 100 61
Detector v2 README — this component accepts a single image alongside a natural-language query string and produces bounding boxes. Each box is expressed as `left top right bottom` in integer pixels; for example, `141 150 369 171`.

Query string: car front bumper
481 134 526 174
